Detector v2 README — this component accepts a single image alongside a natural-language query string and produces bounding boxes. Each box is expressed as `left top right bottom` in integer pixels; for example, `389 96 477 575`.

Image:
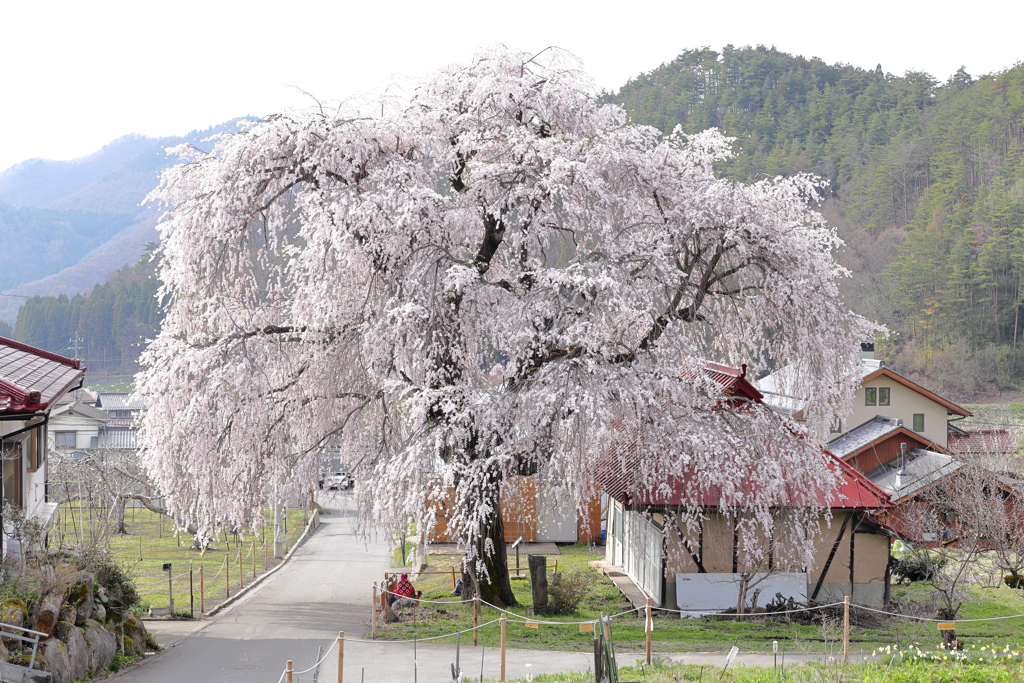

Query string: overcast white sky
2 0 1021 175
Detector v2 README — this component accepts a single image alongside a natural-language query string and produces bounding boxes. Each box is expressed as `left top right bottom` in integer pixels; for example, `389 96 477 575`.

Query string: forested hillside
0 122 245 323
611 46 1024 397
11 253 162 379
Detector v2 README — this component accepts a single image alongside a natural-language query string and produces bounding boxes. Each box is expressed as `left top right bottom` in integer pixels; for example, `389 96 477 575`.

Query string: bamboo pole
337 631 344 683
199 565 205 614
371 583 377 639
645 597 652 665
499 615 507 682
843 595 850 663
473 594 479 647
286 659 293 683
225 556 230 599
252 541 256 579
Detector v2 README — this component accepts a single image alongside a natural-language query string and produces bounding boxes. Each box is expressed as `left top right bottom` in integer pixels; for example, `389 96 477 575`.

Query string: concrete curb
108 510 324 680
207 508 322 618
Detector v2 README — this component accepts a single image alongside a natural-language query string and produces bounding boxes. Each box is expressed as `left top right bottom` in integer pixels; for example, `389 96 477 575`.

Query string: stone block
83 620 116 674
53 621 88 682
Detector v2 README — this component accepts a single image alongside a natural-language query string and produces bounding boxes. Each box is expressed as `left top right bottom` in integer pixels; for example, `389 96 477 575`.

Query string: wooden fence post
473 594 479 646
500 614 506 682
451 566 456 590
225 557 230 599
645 597 652 665
199 565 205 614
286 659 293 683
843 595 850 663
238 550 244 590
337 631 344 683
371 583 377 639
252 541 256 579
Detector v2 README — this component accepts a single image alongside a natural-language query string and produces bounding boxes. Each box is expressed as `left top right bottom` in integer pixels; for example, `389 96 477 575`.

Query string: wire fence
47 500 312 615
269 589 1024 683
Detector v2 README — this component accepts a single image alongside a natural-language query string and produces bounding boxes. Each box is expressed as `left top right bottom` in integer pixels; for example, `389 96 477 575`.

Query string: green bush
95 561 140 614
893 553 945 583
1004 573 1024 590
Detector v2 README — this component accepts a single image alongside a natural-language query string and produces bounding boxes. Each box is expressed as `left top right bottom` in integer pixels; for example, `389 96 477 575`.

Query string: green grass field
49 502 310 614
378 545 1024 657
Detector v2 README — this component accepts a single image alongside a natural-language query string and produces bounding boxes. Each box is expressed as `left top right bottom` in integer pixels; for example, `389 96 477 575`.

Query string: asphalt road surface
113 493 597 683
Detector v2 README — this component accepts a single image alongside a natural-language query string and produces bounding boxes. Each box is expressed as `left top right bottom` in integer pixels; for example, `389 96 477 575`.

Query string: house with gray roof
758 350 971 449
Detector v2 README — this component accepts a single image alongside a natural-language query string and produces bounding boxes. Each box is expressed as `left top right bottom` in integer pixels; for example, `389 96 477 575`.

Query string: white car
324 471 353 490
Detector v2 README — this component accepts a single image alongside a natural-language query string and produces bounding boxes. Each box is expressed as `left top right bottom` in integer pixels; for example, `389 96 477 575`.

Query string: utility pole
69 336 84 400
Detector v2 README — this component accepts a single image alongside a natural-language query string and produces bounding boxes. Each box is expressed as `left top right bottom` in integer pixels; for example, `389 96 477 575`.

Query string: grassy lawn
377 545 1024 656
50 502 310 615
86 381 136 393
507 655 1024 682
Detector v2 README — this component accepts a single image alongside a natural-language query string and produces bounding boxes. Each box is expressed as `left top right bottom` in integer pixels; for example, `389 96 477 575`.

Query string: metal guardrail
0 620 48 671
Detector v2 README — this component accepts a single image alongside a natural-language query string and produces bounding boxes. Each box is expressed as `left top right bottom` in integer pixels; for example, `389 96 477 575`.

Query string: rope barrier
651 601 847 617
476 597 620 626
290 635 340 675
350 618 502 643
378 587 466 604
851 604 1024 623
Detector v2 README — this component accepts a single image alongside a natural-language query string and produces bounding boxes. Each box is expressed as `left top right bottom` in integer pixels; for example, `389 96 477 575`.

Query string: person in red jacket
389 574 416 606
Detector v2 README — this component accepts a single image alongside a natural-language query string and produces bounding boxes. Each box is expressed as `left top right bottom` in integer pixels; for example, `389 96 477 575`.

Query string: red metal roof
597 363 893 511
949 430 1017 456
702 362 764 402
0 336 86 414
599 442 891 510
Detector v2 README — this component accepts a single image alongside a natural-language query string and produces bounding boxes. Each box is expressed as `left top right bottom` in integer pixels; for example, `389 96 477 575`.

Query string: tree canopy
138 47 876 602
610 46 1024 396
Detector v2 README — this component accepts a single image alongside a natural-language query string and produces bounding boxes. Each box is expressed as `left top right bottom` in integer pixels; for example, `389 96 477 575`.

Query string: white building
1 337 86 557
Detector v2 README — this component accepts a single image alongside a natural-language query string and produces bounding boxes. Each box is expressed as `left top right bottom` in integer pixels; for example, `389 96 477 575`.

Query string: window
865 387 877 406
830 416 843 433
879 387 890 406
54 432 76 448
913 413 925 432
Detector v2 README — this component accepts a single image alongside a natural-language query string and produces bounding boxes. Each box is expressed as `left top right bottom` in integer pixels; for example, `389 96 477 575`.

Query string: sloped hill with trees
610 46 1024 397
0 122 246 323
12 253 163 379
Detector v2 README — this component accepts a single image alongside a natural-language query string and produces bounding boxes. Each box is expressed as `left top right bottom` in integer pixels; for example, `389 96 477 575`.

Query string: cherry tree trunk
461 483 517 607
110 496 128 535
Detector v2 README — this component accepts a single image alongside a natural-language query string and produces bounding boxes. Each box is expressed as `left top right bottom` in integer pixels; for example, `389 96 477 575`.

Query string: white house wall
847 379 951 449
675 572 807 612
48 413 103 450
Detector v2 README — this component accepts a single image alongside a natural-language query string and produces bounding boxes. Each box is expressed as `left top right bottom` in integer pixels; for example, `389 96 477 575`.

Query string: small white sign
724 646 739 669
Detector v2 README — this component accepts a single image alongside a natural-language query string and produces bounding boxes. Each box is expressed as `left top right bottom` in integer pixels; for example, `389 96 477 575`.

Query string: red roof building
2 336 86 557
600 362 895 611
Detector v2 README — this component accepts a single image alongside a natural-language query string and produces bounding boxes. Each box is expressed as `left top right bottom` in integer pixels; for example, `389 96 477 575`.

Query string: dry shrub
547 570 594 615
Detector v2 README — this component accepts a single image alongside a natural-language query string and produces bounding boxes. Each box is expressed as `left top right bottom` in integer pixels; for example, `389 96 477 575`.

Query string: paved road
115 494 599 682
118 493 854 682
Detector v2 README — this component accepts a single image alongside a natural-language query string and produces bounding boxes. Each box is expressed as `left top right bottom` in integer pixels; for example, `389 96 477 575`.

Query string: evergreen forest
7 46 1024 397
610 46 1024 397
9 253 162 380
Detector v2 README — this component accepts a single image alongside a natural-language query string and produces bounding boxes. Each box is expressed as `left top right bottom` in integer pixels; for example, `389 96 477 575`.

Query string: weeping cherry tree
137 47 879 605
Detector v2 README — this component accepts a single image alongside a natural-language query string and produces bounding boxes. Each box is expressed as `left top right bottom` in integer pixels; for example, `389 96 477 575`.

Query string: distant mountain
0 134 159 208
0 121 250 323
